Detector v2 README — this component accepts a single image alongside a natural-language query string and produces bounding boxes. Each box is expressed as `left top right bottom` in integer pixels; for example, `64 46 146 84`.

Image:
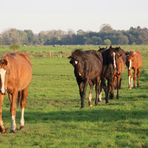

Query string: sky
0 0 148 33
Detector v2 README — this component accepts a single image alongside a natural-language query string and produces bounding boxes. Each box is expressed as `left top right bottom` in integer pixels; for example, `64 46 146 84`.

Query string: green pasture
0 45 148 148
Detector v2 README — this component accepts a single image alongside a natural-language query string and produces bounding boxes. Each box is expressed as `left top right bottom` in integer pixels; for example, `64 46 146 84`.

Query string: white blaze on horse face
113 52 116 69
78 72 82 76
129 59 132 70
74 60 78 65
0 68 6 94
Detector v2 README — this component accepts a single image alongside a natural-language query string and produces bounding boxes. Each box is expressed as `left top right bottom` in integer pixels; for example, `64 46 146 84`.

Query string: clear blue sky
0 0 148 33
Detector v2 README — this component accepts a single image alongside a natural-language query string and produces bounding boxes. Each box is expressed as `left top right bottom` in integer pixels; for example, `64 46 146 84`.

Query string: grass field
0 45 148 148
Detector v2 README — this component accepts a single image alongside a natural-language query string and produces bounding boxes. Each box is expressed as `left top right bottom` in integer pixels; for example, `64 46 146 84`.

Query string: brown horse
126 51 142 89
0 52 32 133
99 46 126 100
110 47 126 90
69 49 103 108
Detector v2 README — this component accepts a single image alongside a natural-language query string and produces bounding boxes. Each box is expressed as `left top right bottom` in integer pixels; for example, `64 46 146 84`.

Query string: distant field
0 45 148 147
0 44 148 57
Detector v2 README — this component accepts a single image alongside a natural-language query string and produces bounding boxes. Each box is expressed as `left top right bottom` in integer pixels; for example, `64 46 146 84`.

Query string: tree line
0 25 148 45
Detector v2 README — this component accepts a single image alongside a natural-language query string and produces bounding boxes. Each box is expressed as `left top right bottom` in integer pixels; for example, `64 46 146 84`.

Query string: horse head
0 58 8 94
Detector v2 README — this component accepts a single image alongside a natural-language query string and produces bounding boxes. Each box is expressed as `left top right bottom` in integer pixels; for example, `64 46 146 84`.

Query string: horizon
0 25 147 34
0 0 148 34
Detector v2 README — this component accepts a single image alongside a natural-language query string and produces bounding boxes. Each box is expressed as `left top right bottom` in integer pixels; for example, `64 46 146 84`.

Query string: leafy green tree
24 30 34 44
1 29 27 45
104 39 111 45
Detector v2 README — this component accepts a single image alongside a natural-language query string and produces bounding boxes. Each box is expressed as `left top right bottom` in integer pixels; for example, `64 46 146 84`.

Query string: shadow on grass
20 108 148 123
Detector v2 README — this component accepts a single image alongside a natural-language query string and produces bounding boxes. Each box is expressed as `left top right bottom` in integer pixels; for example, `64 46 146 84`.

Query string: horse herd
0 47 142 133
69 46 142 108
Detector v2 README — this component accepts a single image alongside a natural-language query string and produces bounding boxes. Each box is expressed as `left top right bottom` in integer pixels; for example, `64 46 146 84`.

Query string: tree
104 39 111 45
24 30 34 44
1 29 27 45
100 24 113 33
117 32 129 45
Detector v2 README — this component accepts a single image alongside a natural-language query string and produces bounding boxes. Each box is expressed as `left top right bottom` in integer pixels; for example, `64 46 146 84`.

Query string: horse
109 46 126 90
0 52 32 133
69 49 103 108
99 46 126 100
126 51 142 89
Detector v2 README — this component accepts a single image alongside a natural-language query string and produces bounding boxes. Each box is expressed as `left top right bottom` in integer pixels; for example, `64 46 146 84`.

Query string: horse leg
88 82 93 107
20 88 28 129
101 78 108 103
79 82 84 108
10 91 17 132
128 69 133 89
98 80 102 102
133 69 137 88
95 79 99 105
95 77 102 104
119 76 122 89
137 68 140 87
116 76 119 99
0 95 6 133
79 80 88 108
109 78 114 99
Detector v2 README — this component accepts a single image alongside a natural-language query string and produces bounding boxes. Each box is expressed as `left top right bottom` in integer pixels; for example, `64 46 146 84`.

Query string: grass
0 45 148 148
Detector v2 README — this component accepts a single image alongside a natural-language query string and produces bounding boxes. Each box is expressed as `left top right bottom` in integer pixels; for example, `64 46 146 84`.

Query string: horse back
4 52 32 90
136 51 142 68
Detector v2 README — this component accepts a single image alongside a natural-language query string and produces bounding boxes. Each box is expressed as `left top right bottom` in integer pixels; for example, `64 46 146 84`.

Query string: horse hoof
10 129 16 133
20 126 24 130
116 96 119 99
0 128 7 134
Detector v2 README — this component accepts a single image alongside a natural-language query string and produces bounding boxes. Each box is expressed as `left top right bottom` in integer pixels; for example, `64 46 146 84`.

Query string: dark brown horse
108 46 126 90
0 52 32 133
126 51 142 89
99 46 126 100
69 49 103 108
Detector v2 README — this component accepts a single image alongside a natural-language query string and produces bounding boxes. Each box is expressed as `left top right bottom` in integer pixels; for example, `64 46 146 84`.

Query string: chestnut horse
126 51 142 89
0 52 32 133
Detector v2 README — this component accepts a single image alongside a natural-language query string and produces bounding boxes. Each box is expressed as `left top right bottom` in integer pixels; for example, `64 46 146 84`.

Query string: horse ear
68 56 72 59
125 52 128 55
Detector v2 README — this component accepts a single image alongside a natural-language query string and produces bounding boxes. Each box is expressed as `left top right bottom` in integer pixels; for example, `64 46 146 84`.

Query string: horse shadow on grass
22 107 148 124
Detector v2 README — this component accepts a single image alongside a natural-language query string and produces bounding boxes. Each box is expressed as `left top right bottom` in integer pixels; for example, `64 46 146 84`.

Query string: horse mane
71 49 83 57
18 52 32 66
